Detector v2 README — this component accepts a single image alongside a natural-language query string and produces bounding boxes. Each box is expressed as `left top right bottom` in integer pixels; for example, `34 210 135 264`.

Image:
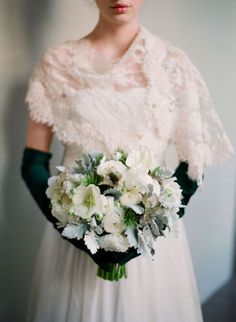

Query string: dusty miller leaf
125 227 138 247
84 231 100 254
129 204 144 214
137 229 152 258
62 223 86 240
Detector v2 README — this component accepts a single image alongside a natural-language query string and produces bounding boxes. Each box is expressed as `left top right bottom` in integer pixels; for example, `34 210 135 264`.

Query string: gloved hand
113 161 202 265
96 247 141 266
20 147 113 272
173 161 202 218
88 161 202 266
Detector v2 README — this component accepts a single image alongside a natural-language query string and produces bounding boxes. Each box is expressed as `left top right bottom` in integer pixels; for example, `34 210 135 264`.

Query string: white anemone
97 159 127 185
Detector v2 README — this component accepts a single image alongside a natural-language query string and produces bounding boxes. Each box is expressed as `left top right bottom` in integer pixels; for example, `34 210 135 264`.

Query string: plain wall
0 0 235 320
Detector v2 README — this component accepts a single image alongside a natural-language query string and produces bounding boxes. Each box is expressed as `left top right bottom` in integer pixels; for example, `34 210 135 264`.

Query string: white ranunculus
101 195 115 215
102 206 125 234
97 159 127 186
99 234 130 252
125 146 156 170
72 184 103 219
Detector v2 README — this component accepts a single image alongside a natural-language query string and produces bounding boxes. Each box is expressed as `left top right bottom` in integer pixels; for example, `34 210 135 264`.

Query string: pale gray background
0 0 235 321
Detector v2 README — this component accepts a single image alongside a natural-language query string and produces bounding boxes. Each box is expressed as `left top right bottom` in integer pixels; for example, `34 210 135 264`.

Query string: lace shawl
25 25 234 186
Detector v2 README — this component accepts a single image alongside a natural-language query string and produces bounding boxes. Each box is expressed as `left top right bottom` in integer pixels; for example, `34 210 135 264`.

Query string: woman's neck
89 18 140 45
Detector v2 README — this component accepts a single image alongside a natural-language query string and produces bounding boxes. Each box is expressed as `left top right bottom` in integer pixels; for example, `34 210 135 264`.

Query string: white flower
125 146 156 170
68 173 83 185
72 184 103 219
62 180 75 197
146 194 159 208
112 151 123 161
56 165 66 172
97 159 127 186
101 195 115 215
46 170 79 204
151 179 161 197
102 206 125 234
159 177 182 208
121 168 161 196
51 204 68 225
120 189 142 207
99 234 130 252
46 176 63 202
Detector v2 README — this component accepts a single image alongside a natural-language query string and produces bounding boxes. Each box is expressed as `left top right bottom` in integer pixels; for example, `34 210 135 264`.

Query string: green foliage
116 148 128 165
75 152 104 174
123 208 138 229
149 166 173 179
81 172 102 186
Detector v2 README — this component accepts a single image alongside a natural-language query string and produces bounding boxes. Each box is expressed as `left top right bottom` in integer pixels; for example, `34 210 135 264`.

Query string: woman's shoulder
142 26 194 75
37 38 81 69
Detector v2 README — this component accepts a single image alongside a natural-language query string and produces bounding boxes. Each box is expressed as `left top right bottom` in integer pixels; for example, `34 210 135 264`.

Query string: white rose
72 184 103 219
102 206 125 234
99 234 130 252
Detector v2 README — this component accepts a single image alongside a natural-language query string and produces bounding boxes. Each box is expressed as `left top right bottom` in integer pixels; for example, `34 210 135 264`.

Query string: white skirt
26 219 203 322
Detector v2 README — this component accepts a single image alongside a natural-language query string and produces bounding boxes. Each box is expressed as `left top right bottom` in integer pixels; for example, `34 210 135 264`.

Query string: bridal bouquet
46 146 184 281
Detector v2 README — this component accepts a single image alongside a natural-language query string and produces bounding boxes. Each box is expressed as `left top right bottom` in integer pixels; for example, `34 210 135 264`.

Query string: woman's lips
111 4 130 13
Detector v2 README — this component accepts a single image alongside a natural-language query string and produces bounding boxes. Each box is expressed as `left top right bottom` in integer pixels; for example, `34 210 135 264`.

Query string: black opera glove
20 147 114 272
173 161 202 218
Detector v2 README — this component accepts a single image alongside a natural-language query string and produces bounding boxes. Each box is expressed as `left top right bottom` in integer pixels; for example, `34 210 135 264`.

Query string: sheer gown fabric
25 24 234 322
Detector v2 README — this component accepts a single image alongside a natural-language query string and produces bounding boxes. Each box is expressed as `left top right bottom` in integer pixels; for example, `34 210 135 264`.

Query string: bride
21 1 234 321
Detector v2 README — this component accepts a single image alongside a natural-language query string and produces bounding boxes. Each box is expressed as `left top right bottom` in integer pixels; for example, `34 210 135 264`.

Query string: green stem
97 263 128 281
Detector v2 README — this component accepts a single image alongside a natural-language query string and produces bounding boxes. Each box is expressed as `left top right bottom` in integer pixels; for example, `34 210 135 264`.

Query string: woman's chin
106 14 135 25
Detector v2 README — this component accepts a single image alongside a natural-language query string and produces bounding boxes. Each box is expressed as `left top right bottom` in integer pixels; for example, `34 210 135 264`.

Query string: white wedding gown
24 24 234 322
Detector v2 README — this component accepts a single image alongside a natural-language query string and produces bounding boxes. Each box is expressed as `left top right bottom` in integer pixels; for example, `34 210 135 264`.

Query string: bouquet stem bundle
97 264 128 281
